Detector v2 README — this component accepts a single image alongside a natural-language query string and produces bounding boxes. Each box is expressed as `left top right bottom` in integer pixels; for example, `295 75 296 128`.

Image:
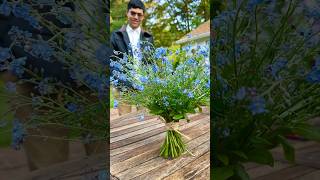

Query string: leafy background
111 0 210 47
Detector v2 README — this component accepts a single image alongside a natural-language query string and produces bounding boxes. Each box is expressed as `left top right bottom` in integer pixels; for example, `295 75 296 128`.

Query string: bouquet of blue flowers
111 42 210 159
212 0 320 179
0 0 109 153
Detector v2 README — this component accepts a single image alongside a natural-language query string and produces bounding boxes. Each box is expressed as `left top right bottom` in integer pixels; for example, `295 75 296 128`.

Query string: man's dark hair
127 0 145 12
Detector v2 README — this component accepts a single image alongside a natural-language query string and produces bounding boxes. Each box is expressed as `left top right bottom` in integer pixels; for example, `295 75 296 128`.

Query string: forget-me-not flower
11 119 26 150
248 96 268 115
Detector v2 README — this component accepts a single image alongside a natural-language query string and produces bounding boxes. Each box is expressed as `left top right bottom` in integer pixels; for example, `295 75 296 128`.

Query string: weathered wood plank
110 111 210 180
110 120 209 165
110 123 164 143
162 152 210 180
110 107 140 122
110 108 118 119
110 113 205 138
111 114 207 145
192 166 210 180
111 174 120 180
244 162 261 170
111 127 209 175
248 161 293 179
111 117 161 135
110 109 205 128
271 140 318 154
111 120 162 138
110 126 165 150
110 113 157 129
25 153 107 180
117 135 210 179
246 141 320 179
294 151 320 169
254 165 316 180
292 170 320 180
110 114 209 151
111 114 155 129
272 142 320 169
129 142 210 180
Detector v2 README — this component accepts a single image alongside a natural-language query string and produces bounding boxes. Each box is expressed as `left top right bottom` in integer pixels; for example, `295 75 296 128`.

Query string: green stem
232 1 244 89
257 0 295 68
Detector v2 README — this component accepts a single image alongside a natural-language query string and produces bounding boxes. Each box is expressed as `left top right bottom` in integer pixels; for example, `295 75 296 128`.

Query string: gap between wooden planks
110 114 209 156
110 118 209 165
117 132 210 179
111 121 210 174
110 112 204 138
111 113 210 179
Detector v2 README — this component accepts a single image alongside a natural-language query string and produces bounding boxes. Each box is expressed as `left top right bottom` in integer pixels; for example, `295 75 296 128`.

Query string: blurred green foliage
111 0 209 47
0 82 13 147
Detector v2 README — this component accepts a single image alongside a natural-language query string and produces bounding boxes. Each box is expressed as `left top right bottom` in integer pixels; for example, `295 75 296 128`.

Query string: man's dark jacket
110 25 154 58
110 25 154 88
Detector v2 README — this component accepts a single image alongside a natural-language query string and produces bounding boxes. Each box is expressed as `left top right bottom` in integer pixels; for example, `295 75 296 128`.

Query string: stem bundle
160 130 186 159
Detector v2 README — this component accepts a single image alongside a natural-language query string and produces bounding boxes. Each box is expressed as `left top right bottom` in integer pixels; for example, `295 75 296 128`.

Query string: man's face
127 8 144 29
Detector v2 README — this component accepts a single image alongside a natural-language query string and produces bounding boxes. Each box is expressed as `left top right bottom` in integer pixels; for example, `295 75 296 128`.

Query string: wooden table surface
2 108 317 179
110 108 210 180
247 139 320 180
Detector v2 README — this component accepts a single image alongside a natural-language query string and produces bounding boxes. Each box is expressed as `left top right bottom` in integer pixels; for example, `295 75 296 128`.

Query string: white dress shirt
126 25 142 74
126 25 141 49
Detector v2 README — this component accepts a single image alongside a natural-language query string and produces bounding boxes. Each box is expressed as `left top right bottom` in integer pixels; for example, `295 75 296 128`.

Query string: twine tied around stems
159 116 196 157
164 122 191 140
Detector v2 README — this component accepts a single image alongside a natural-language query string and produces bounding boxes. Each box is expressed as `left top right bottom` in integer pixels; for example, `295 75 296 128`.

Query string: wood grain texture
248 140 320 180
111 123 164 143
111 114 155 129
110 111 210 180
254 165 316 180
273 143 320 169
111 117 161 137
162 152 210 180
247 162 293 179
293 170 320 180
111 123 210 175
192 166 210 180
25 153 107 180
110 114 209 154
117 134 210 179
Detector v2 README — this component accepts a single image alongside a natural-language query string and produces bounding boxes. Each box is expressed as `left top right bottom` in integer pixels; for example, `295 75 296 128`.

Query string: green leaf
188 108 196 114
149 109 164 115
247 149 274 166
231 151 248 160
211 167 234 180
217 154 229 165
250 136 273 147
238 122 256 143
274 127 292 135
173 114 184 120
277 135 295 163
235 164 250 180
291 124 320 141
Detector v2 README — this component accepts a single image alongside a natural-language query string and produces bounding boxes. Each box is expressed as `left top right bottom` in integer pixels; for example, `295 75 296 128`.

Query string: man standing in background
111 0 153 115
